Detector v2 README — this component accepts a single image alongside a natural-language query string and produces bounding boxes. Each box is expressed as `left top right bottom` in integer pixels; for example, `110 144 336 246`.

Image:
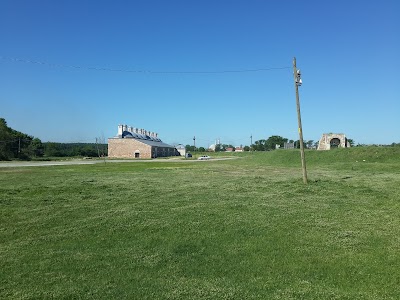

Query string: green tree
306 140 314 149
294 140 308 149
80 145 97 157
253 139 266 151
220 144 234 151
26 138 44 157
44 143 64 157
185 144 195 152
0 118 13 160
265 136 288 150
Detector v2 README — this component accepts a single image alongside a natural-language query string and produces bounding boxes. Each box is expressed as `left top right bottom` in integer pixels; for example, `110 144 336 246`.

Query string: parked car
198 155 210 160
186 153 192 158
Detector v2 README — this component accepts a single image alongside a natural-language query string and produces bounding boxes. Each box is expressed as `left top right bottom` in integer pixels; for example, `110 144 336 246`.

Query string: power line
0 55 291 74
0 138 32 144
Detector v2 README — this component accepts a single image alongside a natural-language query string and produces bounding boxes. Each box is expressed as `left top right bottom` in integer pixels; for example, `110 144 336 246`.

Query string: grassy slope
1 147 400 299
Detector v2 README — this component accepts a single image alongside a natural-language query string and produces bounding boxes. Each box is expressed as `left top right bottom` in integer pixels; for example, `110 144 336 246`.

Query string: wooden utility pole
293 57 308 184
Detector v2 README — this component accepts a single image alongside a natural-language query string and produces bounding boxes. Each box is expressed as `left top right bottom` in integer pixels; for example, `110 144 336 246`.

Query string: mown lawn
1 149 400 299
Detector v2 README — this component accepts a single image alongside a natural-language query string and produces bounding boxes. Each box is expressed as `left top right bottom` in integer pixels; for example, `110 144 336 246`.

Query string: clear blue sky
1 0 399 147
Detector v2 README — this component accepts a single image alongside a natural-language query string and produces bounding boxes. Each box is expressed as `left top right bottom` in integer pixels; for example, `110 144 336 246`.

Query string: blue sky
1 0 399 147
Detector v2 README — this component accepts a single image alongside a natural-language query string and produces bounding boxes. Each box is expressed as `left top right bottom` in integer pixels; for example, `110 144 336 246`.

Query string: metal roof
135 139 175 148
112 131 175 148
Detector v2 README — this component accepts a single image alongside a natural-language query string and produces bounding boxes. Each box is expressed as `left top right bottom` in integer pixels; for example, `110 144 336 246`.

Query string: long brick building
108 124 178 159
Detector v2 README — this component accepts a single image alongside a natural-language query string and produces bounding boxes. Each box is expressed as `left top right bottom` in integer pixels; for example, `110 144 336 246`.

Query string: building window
134 151 140 158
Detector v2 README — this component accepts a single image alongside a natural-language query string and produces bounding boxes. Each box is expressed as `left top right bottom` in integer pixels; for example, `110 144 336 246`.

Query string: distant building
225 147 234 152
235 147 244 152
209 144 216 152
209 138 221 152
175 144 186 157
284 142 295 149
318 133 351 150
108 124 179 159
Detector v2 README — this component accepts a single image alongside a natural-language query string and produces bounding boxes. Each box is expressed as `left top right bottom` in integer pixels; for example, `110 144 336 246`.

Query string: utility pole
250 134 253 152
293 57 308 184
193 136 196 151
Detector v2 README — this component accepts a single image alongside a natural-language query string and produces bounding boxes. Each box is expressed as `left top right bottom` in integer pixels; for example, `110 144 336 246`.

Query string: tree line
0 118 107 161
42 142 107 158
0 118 41 160
184 135 365 152
186 136 317 152
185 144 237 152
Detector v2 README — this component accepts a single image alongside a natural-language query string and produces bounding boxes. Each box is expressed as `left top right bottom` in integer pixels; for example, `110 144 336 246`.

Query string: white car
198 155 211 160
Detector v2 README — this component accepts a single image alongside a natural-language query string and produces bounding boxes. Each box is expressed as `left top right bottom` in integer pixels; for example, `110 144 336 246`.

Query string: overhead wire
0 55 291 74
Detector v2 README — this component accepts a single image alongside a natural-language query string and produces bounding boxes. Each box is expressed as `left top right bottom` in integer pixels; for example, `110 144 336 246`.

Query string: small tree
306 140 314 149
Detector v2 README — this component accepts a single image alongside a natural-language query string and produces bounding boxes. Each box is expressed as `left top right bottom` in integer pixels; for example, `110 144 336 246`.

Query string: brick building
108 124 179 159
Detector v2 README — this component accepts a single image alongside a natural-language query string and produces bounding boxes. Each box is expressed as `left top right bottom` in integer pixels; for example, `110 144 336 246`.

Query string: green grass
1 147 400 299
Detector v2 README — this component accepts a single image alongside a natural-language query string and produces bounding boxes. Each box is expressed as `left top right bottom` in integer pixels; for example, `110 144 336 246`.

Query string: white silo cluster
117 124 158 138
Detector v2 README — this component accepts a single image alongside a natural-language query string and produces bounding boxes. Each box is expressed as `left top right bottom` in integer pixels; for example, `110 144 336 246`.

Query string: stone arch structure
318 133 350 150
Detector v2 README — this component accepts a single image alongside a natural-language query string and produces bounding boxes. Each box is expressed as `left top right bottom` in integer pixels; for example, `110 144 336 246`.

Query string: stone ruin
317 133 351 150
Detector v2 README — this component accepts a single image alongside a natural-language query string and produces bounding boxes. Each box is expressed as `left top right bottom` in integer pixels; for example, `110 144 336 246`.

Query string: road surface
0 157 237 168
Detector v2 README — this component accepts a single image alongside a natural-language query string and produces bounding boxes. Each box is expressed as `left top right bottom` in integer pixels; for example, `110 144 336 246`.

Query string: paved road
0 157 237 168
0 159 101 168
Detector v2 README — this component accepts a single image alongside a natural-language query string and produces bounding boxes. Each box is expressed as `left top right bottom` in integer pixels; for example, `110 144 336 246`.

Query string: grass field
1 147 400 299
